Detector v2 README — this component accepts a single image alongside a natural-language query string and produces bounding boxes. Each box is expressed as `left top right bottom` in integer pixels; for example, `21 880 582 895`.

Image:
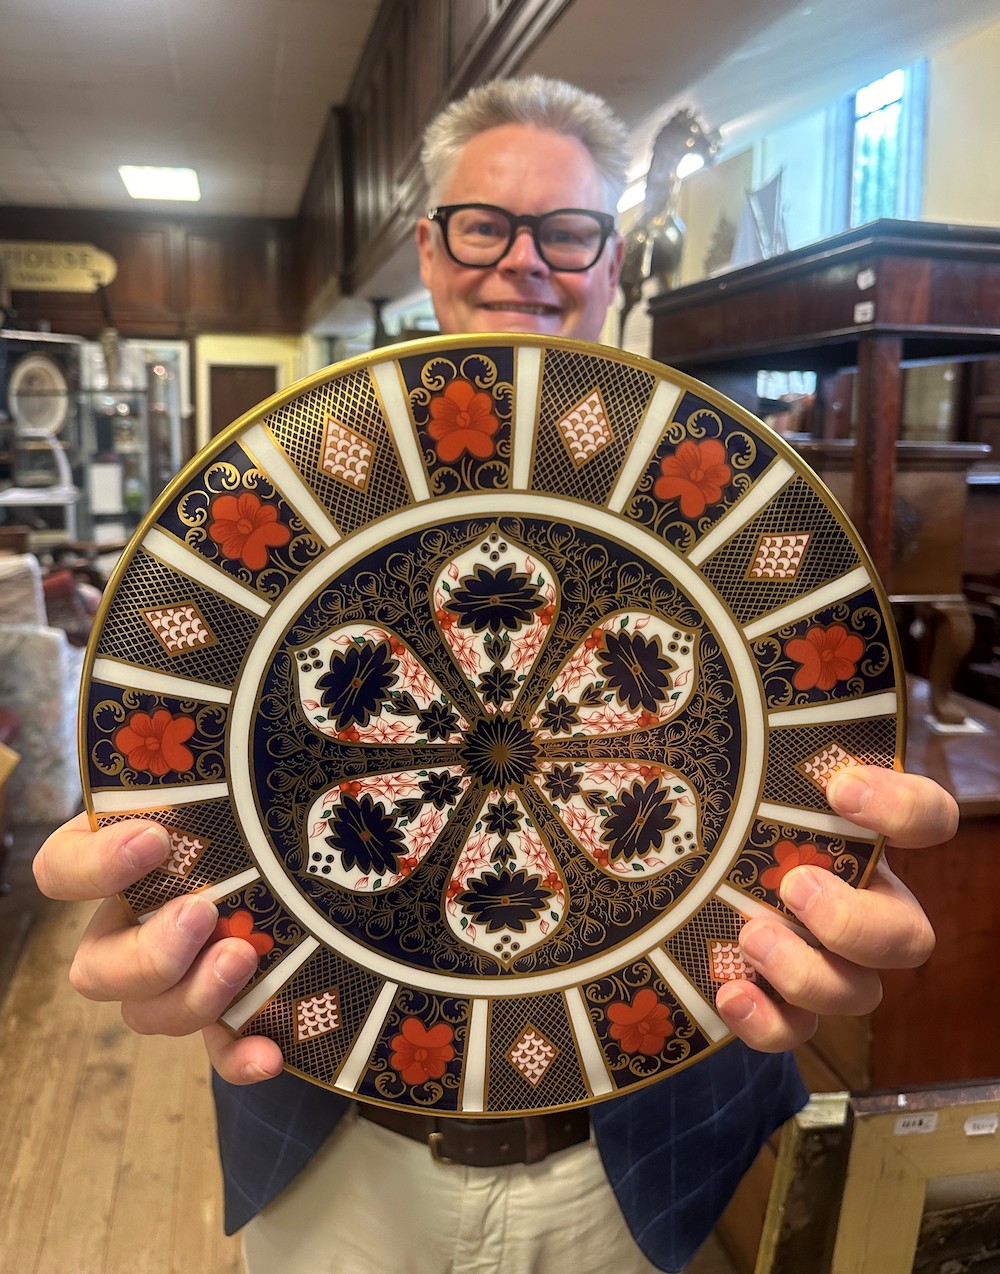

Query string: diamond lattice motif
142 603 217 656
295 989 342 1042
555 389 613 466
508 1025 559 1087
798 743 862 791
159 829 210 878
708 939 757 983
319 417 374 489
746 532 811 581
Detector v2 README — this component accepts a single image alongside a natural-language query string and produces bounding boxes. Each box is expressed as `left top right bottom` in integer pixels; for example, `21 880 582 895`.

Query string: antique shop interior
2 1 1000 1271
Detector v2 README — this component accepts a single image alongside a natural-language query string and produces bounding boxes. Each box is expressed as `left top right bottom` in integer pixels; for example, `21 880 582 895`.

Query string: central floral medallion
461 716 539 789
264 522 725 970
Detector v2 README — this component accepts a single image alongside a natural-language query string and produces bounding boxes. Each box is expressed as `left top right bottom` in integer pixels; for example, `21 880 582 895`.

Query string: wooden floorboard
0 826 736 1274
0 895 241 1274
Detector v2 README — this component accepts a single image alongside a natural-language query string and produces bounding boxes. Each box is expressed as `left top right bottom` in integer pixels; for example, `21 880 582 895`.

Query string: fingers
826 766 959 848
716 854 937 1052
716 915 883 1053
203 1024 284 1085
71 892 219 1002
119 933 261 1037
37 814 285 1087
71 893 258 1028
716 980 819 1053
33 813 171 901
68 893 282 1085
778 858 936 970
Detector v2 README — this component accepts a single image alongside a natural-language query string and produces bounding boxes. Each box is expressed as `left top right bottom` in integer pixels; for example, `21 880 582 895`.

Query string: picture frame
756 1081 1000 1274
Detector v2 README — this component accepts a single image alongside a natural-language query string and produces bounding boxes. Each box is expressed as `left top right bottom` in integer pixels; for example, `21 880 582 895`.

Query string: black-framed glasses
427 203 616 272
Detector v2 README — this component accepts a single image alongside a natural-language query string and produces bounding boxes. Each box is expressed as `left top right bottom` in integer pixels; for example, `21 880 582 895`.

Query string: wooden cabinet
718 677 1000 1274
648 219 1000 580
298 0 574 312
0 207 301 339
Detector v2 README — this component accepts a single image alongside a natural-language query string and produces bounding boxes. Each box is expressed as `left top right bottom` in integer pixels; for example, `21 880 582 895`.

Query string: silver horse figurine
618 109 720 346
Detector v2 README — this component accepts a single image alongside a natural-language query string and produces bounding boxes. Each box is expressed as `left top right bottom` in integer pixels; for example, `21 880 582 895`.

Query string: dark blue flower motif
602 780 679 861
446 563 545 634
327 793 405 876
483 797 520 836
316 640 397 729
416 699 459 740
458 866 552 932
478 664 519 708
597 631 676 714
538 694 579 735
419 770 464 809
543 764 582 802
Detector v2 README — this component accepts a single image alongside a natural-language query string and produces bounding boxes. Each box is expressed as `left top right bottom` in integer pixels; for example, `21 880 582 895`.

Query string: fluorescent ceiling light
119 165 201 201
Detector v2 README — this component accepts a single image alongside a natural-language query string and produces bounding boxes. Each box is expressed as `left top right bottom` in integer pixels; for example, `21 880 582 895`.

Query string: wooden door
208 364 278 437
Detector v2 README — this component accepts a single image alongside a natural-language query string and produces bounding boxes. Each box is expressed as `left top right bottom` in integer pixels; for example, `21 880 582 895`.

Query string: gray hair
421 75 631 214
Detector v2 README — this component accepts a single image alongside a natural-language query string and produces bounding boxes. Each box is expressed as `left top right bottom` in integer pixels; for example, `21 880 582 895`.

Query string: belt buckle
427 1128 455 1165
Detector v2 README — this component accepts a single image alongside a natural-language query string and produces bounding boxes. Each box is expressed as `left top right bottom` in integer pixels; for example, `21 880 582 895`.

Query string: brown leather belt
358 1104 590 1167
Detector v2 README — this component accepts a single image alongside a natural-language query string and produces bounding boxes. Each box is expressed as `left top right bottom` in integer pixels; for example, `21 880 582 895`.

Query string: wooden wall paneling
447 0 496 83
182 220 301 333
299 108 349 310
185 230 229 320
312 0 574 304
0 208 177 336
0 207 301 337
411 0 447 136
100 222 176 330
459 0 572 85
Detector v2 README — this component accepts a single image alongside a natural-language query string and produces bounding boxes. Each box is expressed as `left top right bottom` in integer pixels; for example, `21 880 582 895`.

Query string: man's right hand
33 813 284 1084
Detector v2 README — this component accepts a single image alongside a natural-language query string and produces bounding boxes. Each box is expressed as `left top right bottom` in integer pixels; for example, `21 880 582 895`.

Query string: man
35 76 955 1273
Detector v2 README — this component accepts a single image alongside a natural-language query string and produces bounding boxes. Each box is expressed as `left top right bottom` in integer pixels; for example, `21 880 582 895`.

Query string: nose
498 224 548 273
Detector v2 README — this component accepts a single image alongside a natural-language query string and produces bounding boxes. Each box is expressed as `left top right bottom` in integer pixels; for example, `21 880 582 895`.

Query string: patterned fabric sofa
0 552 86 825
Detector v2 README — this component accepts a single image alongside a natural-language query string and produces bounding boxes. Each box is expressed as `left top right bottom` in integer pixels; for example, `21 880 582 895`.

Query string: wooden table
805 676 1000 1093
649 219 1000 721
648 218 1000 581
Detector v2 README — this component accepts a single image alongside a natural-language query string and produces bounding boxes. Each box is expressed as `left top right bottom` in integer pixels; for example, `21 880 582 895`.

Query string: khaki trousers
241 1110 666 1273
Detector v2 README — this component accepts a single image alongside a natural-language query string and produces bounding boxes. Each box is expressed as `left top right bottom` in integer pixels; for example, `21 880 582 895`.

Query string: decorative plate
8 352 70 435
80 334 903 1116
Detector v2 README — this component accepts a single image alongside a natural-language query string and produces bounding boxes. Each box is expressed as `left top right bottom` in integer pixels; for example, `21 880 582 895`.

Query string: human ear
416 218 435 289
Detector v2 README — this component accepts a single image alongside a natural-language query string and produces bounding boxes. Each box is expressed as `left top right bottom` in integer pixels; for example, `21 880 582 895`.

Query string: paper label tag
856 268 877 290
853 301 875 324
894 1112 938 1136
965 1114 999 1137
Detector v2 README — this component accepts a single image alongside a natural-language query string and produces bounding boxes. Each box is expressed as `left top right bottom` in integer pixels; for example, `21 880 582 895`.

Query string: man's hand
33 813 283 1084
37 764 958 1078
715 766 956 1051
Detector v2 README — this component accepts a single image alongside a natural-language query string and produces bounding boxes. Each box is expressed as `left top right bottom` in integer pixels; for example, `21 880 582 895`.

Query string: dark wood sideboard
648 219 1000 567
652 223 1000 1270
649 218 1000 722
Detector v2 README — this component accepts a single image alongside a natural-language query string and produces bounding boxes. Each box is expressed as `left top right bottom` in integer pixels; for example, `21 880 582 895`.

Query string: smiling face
416 123 624 342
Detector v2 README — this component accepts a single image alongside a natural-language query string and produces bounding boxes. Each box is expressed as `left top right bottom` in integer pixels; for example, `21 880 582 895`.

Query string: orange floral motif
607 986 675 1055
427 379 500 463
760 839 834 891
786 623 865 691
207 491 291 570
115 708 195 776
389 1017 456 1085
212 909 275 956
653 438 732 518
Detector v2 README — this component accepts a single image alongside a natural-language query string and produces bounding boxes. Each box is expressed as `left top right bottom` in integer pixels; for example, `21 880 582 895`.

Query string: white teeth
483 304 554 314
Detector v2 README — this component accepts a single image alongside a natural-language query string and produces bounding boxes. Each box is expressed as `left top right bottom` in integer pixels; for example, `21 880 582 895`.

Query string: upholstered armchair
0 552 86 825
